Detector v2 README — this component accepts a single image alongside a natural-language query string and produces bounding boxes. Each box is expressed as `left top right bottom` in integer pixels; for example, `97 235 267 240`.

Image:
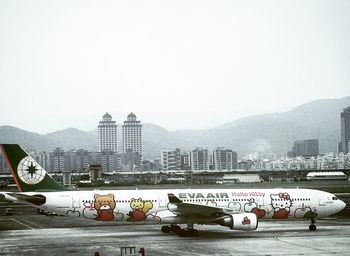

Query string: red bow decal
278 193 290 201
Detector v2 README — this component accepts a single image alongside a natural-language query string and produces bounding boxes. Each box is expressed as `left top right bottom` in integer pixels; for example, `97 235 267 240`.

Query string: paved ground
0 205 349 256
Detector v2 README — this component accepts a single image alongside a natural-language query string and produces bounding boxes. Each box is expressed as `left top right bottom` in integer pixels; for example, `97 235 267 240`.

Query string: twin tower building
98 112 143 160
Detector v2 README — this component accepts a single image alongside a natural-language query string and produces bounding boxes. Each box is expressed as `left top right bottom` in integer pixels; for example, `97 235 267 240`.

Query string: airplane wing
166 193 258 231
168 193 239 217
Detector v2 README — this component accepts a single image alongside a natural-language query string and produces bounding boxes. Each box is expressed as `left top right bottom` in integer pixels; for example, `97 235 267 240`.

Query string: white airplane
0 144 346 236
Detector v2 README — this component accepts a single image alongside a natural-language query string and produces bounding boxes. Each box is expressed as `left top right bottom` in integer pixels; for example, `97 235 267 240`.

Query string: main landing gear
309 218 317 231
161 224 199 237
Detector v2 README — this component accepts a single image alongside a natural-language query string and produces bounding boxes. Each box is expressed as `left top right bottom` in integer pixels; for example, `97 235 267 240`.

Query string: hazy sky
1 0 349 133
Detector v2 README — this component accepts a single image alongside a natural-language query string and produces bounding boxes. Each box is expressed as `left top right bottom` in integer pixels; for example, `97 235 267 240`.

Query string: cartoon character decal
127 198 153 222
244 198 266 219
94 194 116 221
80 193 123 221
270 192 292 219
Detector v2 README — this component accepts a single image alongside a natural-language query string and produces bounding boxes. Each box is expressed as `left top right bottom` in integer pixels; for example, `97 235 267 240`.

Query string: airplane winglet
168 193 182 204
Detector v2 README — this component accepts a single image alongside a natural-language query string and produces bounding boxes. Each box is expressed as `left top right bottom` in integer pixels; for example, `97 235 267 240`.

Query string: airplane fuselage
21 188 343 224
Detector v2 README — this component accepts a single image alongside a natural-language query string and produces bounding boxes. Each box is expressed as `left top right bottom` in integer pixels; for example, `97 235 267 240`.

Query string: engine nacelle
218 213 258 231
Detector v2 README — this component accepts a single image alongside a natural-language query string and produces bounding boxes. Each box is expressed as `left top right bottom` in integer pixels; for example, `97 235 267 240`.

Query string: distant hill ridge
0 96 349 159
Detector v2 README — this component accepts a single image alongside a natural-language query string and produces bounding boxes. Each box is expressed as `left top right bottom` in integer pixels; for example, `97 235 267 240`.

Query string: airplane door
158 193 168 209
256 196 265 207
318 196 326 206
72 195 80 208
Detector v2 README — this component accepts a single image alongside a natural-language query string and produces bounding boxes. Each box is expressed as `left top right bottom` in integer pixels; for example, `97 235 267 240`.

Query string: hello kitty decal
270 192 292 219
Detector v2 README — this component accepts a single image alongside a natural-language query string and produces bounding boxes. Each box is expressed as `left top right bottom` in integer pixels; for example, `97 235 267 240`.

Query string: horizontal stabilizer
4 192 46 205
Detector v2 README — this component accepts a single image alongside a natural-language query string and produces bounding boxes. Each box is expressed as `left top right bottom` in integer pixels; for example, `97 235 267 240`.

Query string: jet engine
217 212 258 231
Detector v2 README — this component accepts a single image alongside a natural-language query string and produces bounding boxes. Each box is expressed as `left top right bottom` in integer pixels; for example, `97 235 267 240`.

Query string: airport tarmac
0 206 349 256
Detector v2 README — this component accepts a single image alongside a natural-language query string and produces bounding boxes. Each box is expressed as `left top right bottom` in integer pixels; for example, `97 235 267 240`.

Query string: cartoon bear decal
127 198 153 222
94 194 116 221
270 192 292 219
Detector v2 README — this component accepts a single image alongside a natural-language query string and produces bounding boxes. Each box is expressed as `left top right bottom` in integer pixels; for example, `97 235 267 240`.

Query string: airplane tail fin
0 144 69 192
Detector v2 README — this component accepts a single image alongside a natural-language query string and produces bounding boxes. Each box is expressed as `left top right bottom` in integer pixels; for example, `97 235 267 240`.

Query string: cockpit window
332 196 338 200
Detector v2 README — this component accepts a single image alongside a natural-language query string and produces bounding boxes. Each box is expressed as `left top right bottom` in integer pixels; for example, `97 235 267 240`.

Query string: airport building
220 173 261 183
122 112 143 160
307 171 348 181
339 107 350 154
88 164 102 182
98 112 118 152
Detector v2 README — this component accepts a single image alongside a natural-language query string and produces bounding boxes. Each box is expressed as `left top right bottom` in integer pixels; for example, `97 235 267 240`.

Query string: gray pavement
0 211 349 256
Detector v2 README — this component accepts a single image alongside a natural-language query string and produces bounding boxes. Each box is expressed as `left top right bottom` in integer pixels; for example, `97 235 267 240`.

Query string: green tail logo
0 144 69 192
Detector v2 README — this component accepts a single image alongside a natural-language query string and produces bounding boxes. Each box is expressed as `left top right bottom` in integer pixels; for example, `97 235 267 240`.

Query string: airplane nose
339 200 346 211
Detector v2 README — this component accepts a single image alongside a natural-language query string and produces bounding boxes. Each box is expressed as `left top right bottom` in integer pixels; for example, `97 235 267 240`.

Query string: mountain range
0 96 349 159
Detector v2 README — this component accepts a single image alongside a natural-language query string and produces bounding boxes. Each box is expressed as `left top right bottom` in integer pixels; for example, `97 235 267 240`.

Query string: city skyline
0 95 349 134
1 1 350 133
1 105 349 172
0 95 349 159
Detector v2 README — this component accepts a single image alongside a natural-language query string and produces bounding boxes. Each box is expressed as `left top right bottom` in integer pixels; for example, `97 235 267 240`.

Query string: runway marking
17 217 45 229
273 234 341 255
11 218 35 229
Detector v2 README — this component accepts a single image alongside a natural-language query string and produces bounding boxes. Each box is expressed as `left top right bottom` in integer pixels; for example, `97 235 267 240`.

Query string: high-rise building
120 149 142 171
212 147 237 170
49 148 65 172
97 150 119 172
161 148 181 171
66 149 92 172
190 148 209 171
180 152 190 170
339 107 350 154
98 112 118 152
122 112 143 157
289 139 319 157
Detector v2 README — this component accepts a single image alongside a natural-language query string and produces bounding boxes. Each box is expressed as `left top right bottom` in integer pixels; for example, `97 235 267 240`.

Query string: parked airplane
0 144 346 236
